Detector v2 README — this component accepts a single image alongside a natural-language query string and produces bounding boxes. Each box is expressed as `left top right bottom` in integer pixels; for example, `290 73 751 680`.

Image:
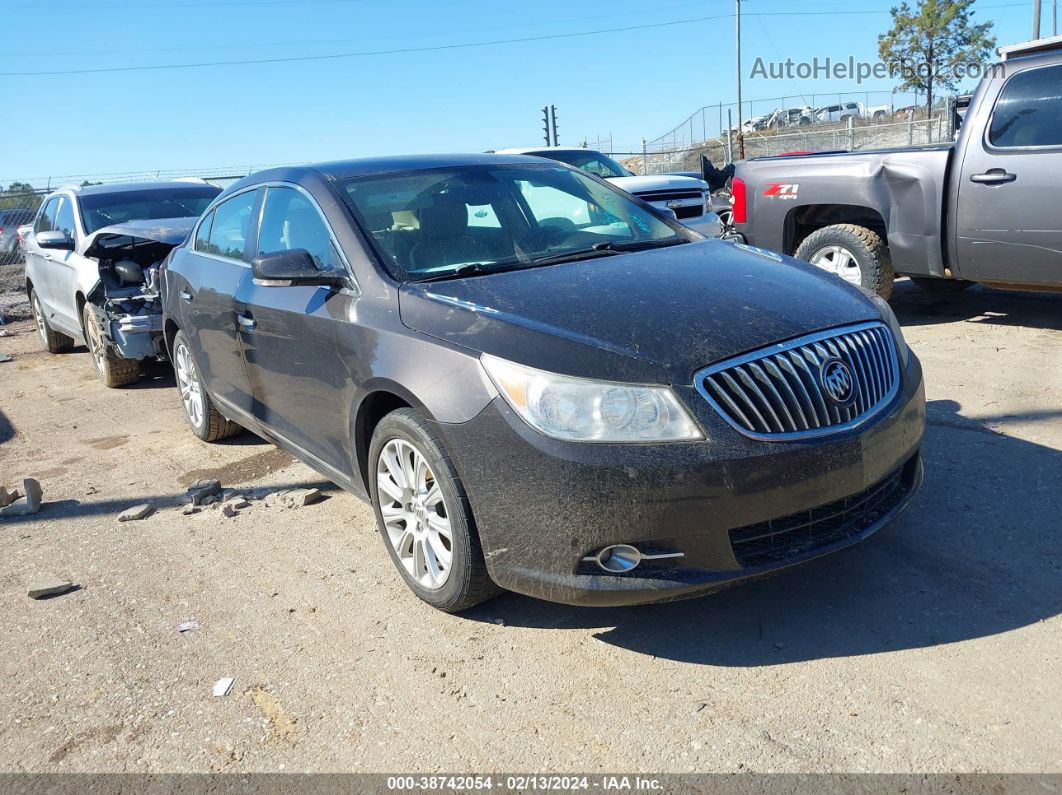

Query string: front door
235 185 354 474
48 195 83 330
25 197 60 314
955 62 1062 285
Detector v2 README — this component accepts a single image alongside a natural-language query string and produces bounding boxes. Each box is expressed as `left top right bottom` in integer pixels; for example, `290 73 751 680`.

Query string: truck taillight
731 177 747 224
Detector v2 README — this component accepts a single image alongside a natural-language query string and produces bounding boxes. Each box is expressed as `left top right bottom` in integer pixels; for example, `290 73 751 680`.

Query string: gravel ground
0 278 1059 773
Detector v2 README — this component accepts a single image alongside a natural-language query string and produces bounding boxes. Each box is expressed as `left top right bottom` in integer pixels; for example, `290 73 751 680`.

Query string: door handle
237 313 257 331
180 289 194 303
970 169 1017 185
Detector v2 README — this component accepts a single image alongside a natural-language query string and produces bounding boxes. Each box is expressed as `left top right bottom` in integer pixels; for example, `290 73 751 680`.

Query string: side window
194 211 214 252
256 187 339 271
989 65 1062 148
34 198 59 234
54 197 76 240
204 190 258 261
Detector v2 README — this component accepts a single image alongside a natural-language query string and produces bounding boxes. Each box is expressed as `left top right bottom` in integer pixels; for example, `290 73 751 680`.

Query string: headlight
871 295 911 368
480 354 704 443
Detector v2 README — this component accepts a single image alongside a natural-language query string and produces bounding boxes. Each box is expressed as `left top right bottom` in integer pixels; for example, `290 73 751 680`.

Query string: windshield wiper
528 248 620 267
591 236 689 253
413 261 530 283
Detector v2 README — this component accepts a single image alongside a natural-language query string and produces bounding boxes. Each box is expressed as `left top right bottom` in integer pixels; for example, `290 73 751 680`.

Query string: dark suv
161 154 925 612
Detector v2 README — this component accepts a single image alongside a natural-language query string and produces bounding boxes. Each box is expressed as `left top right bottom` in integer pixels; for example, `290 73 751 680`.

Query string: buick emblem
666 199 685 209
820 358 856 406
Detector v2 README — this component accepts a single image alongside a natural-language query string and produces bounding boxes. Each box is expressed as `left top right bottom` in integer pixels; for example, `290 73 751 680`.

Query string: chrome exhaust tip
583 544 684 574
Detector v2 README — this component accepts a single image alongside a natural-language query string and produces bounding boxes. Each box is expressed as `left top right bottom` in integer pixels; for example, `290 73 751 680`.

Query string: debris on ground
213 677 235 697
221 503 239 518
181 504 201 516
185 479 222 506
0 478 43 517
0 329 14 337
0 353 12 363
177 620 199 633
117 503 155 522
28 577 76 599
264 488 324 509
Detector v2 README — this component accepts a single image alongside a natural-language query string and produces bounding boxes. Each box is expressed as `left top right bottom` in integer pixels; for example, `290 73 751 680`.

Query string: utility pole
735 0 745 160
1054 0 1057 36
551 105 559 146
1033 0 1041 39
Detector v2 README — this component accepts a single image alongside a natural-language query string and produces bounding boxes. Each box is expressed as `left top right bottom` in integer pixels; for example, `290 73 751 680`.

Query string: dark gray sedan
161 154 925 612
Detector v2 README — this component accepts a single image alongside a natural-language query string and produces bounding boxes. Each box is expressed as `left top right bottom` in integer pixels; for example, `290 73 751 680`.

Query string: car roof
307 153 551 180
74 181 221 197
493 147 598 156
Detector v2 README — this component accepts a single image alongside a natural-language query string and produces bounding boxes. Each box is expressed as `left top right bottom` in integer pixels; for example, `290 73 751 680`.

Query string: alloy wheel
810 245 862 285
376 438 454 590
84 312 107 374
31 293 47 345
174 342 205 429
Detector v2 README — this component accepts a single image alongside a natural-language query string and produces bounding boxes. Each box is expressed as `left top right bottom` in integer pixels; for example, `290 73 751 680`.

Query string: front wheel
369 408 498 612
795 224 895 299
82 302 140 387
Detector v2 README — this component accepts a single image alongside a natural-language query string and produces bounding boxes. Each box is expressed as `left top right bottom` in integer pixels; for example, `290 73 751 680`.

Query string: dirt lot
0 267 1059 773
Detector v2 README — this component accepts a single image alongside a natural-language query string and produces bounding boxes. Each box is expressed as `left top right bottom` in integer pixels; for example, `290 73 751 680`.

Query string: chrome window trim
693 321 901 442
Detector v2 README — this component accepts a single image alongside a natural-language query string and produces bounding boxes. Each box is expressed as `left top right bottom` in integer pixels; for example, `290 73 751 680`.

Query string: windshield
535 150 633 179
339 164 686 282
78 186 221 234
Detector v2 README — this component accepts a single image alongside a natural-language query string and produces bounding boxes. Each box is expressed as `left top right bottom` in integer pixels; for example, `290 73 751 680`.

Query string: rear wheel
30 288 74 353
911 276 975 293
82 302 140 388
369 408 498 612
172 330 241 442
795 223 895 299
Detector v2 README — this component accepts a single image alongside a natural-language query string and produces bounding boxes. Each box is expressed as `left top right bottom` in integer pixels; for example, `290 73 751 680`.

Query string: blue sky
0 0 1047 187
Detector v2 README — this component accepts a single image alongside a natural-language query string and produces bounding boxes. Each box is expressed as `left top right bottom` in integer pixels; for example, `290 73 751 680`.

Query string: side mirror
37 231 74 251
251 249 343 287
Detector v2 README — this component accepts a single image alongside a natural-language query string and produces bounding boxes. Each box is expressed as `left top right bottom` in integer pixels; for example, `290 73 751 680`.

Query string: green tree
878 0 996 119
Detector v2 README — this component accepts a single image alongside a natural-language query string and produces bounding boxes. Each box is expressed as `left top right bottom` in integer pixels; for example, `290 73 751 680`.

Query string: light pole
1033 0 1041 39
736 0 745 160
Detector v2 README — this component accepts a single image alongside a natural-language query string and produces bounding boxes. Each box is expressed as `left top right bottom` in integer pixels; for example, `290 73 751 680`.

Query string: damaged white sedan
23 181 219 386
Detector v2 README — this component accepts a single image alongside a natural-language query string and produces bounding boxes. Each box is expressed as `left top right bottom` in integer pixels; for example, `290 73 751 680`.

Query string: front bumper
439 354 925 607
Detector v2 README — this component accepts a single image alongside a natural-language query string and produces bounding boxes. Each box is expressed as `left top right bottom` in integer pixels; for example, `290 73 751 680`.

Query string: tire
369 408 499 612
795 224 895 299
910 276 974 294
82 302 141 388
29 288 75 353
172 330 242 442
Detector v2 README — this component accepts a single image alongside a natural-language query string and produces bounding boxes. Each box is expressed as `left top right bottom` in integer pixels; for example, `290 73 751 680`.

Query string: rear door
177 188 260 417
955 62 1062 285
235 184 355 473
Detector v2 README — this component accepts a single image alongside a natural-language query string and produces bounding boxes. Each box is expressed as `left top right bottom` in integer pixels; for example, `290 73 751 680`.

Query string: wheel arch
351 385 423 496
784 204 888 256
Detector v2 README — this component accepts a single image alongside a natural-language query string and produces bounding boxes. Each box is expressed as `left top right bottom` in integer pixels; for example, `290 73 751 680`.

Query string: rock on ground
27 577 76 599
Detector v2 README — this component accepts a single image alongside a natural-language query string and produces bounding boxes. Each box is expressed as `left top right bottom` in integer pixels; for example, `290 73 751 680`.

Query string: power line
0 9 939 78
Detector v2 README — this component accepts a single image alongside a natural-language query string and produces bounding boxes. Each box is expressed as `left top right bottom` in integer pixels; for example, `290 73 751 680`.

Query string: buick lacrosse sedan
161 154 925 611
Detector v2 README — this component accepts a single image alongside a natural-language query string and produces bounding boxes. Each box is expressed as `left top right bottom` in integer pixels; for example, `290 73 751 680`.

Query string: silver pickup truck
733 37 1062 298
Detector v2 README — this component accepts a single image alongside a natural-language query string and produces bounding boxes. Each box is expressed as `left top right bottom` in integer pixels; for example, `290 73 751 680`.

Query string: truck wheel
82 302 141 388
795 224 895 299
172 330 242 442
369 408 499 613
30 288 74 353
911 276 974 293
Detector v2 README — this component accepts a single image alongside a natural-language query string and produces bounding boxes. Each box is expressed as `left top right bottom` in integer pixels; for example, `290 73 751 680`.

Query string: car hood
607 174 709 194
398 241 882 385
83 217 197 259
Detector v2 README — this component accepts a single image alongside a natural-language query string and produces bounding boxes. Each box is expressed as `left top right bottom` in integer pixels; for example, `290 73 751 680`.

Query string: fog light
583 544 685 574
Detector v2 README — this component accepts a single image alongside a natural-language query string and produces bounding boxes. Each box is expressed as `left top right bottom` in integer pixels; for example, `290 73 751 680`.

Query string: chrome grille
695 322 900 440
